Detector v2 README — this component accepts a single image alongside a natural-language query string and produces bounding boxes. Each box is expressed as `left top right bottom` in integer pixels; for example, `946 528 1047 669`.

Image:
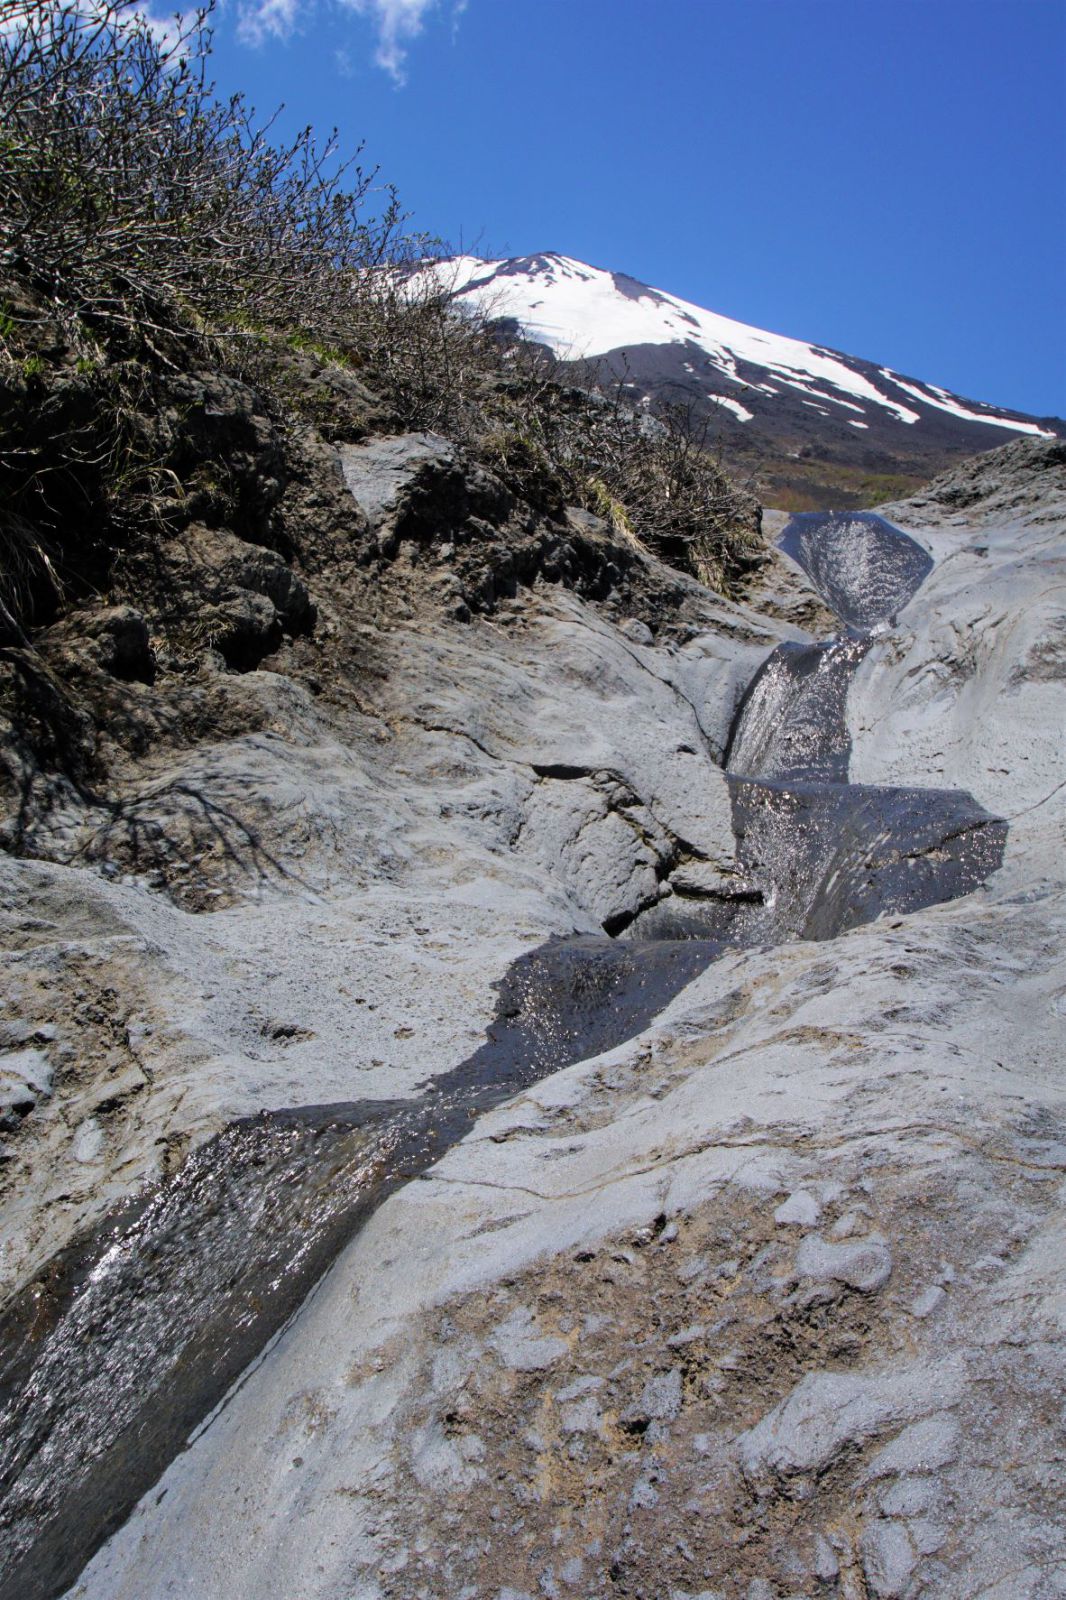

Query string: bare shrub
0 0 405 350
0 0 412 624
0 0 760 623
454 356 761 588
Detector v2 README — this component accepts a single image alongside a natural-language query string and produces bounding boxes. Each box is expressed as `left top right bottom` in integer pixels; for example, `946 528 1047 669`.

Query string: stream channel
0 512 1008 1600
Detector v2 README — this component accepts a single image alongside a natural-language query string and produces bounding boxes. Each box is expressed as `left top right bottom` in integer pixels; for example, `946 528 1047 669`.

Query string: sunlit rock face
0 437 1063 1600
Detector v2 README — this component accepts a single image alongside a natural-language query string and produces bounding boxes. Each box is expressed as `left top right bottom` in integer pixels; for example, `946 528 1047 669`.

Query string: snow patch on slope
880 373 1055 437
423 254 1052 439
708 395 753 423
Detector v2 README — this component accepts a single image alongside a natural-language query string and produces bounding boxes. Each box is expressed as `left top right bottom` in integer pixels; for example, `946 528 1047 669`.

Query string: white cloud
341 0 437 86
237 0 303 47
235 0 462 84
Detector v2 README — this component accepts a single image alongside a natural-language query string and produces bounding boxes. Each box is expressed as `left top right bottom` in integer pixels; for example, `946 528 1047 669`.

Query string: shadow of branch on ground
1 645 309 906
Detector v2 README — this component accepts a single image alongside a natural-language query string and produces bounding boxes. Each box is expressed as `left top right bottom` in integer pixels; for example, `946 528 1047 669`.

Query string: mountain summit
435 252 1062 506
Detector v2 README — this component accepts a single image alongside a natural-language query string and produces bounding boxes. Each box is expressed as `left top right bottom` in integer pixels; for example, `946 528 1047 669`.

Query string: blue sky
205 0 1065 418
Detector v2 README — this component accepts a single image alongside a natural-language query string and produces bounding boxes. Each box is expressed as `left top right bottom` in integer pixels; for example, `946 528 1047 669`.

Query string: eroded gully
0 511 1007 1600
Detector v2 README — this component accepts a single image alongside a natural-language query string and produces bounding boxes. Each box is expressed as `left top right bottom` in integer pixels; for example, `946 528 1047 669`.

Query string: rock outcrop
0 430 1063 1600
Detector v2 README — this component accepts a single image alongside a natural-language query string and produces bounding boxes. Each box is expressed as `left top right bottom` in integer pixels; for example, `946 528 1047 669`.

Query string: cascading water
724 510 1005 945
777 509 934 631
725 635 869 783
0 510 1007 1600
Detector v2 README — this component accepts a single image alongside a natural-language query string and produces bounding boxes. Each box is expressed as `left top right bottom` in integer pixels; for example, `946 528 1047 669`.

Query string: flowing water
726 511 1004 945
0 511 1007 1600
777 509 934 631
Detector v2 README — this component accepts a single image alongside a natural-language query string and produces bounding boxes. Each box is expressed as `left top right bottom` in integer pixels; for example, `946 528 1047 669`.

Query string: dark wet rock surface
729 775 1006 943
724 513 1002 942
724 635 869 783
0 1106 407 1600
0 510 1009 1600
631 511 1004 946
779 510 933 631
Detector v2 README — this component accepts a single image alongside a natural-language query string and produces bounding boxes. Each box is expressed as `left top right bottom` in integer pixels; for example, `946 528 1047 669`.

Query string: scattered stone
908 1284 946 1319
677 1256 709 1283
864 1414 961 1480
774 1190 822 1228
555 1376 602 1402
71 1119 104 1164
667 1324 706 1348
737 1367 959 1489
87 607 156 683
0 1048 53 1130
812 1532 839 1581
829 1207 868 1239
794 1233 893 1293
623 1368 683 1430
877 1477 941 1518
629 1475 660 1510
559 1396 603 1437
488 1308 568 1373
861 1519 917 1598
620 619 654 646
337 432 456 528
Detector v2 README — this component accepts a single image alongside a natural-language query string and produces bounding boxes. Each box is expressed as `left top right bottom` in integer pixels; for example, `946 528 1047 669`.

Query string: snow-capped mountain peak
420 254 1060 507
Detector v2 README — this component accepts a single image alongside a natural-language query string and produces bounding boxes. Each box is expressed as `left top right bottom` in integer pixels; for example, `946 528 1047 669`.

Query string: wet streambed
0 511 1006 1600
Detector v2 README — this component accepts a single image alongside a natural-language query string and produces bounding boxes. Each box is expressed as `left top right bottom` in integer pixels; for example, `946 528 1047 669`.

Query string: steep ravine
0 509 1008 1599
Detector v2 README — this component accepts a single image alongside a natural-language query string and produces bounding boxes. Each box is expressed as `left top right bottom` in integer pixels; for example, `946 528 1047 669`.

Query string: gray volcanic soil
0 433 1063 1600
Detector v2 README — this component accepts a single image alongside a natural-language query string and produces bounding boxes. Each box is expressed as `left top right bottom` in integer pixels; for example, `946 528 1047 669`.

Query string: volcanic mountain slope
432 253 1064 508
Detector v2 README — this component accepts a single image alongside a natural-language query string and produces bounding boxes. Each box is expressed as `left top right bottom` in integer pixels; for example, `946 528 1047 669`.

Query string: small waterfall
627 509 1005 947
723 510 1005 944
778 509 933 630
725 636 869 782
